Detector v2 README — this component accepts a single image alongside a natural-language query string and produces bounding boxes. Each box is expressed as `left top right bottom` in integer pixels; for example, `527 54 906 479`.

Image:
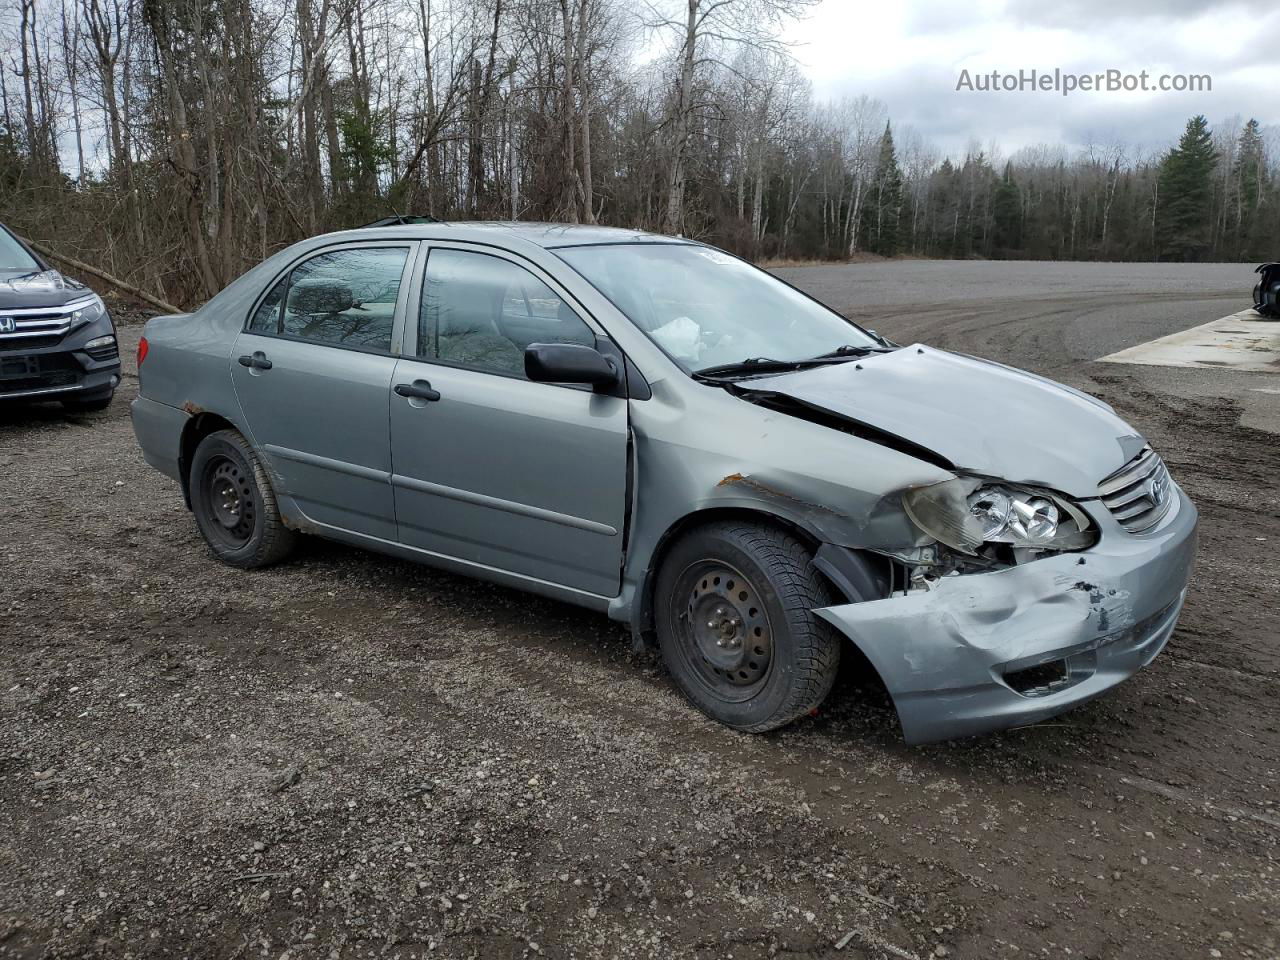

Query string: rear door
388 244 629 597
231 242 415 541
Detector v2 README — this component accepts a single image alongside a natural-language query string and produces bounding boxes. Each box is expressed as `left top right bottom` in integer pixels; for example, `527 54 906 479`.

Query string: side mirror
525 342 620 388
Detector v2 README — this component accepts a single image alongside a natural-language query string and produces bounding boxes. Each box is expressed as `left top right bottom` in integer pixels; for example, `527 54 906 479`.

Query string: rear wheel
189 429 295 568
655 521 841 732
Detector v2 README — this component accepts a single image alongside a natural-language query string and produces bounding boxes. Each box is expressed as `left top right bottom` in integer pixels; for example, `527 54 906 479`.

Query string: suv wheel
189 429 295 568
655 521 841 732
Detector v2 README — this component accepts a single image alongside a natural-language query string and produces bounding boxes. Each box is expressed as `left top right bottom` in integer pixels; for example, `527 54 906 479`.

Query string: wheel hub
682 564 772 688
213 478 241 527
204 458 255 545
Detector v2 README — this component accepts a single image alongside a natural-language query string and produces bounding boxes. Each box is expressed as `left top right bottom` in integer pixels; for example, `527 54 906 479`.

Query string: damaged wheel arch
628 506 893 649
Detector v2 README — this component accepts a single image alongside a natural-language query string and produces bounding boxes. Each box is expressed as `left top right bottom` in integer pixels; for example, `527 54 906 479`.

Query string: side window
419 249 595 378
249 276 286 333
279 247 408 352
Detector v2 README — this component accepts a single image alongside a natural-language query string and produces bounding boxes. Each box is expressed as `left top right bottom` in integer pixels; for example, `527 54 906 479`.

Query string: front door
389 245 628 597
231 242 414 541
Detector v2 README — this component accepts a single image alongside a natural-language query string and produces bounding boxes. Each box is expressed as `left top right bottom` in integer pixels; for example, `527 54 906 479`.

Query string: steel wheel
201 455 257 549
188 429 295 569
674 560 774 702
656 521 845 733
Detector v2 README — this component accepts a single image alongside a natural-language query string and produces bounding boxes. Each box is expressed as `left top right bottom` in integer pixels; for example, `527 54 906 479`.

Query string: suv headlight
68 295 107 329
903 476 1095 554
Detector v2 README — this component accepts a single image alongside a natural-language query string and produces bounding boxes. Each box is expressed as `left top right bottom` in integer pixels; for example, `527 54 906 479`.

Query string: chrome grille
0 299 95 345
1098 446 1173 533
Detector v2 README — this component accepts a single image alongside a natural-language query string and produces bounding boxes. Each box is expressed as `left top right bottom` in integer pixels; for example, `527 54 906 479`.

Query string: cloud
1005 0 1277 26
786 0 1279 159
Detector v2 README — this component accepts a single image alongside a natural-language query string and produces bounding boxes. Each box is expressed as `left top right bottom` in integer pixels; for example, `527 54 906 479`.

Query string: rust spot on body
182 401 205 416
716 472 846 520
282 512 319 535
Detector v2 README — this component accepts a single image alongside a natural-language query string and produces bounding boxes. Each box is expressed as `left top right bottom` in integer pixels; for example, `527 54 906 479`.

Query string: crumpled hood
752 345 1147 498
0 269 91 310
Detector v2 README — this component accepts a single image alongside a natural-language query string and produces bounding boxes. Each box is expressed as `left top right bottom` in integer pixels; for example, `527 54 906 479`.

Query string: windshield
555 243 877 373
0 228 40 271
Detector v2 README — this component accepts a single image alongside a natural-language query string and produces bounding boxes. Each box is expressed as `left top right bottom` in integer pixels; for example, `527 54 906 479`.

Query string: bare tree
646 0 816 235
0 0 1275 310
831 94 885 256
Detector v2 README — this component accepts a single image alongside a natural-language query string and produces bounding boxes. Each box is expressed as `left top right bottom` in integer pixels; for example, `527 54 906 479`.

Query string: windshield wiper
806 343 893 361
1 270 43 284
694 343 897 382
693 357 804 380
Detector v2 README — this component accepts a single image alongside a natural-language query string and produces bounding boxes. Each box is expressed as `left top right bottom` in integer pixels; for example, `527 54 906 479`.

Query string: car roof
311 220 694 251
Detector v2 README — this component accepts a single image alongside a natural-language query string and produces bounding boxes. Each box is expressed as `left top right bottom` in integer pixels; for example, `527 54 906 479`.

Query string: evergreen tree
927 159 958 258
1156 115 1217 261
992 162 1022 255
1232 119 1269 260
861 122 904 256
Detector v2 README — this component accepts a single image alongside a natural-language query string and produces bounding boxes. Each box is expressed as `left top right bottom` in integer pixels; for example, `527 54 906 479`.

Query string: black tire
62 391 113 412
189 429 295 569
655 520 841 732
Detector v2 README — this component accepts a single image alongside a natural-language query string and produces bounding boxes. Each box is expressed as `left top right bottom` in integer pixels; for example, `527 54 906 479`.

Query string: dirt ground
1 265 1277 960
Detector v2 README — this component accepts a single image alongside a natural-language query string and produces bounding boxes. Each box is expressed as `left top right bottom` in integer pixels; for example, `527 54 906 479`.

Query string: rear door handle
394 379 441 402
237 351 272 370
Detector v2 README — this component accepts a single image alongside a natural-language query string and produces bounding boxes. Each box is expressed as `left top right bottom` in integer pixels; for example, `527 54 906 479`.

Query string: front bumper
816 486 1198 744
0 324 121 402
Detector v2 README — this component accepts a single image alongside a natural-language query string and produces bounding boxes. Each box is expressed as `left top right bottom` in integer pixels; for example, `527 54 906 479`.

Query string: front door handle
394 379 441 402
237 351 272 370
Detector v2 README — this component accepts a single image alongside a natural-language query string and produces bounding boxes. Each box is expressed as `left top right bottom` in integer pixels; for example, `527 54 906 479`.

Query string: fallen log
20 238 184 315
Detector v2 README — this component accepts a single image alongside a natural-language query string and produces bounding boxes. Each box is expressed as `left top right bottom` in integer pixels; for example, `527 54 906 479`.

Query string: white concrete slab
1099 309 1280 373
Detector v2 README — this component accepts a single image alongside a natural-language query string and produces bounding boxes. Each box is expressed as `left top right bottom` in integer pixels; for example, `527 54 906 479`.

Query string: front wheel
189 429 295 569
655 521 841 732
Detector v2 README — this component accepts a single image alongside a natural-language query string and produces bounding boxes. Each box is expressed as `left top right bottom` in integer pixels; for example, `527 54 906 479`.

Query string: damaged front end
896 473 1097 581
693 445 1196 744
699 349 1199 743
816 487 1197 745
620 337 1199 744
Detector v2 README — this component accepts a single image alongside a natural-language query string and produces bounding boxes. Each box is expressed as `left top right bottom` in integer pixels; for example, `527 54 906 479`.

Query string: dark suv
0 223 120 410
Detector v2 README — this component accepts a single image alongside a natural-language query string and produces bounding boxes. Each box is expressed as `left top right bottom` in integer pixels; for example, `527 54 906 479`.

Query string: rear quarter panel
139 312 239 420
137 247 306 428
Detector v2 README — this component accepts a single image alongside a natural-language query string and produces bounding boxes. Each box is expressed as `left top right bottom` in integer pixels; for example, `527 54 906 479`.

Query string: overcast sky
784 0 1280 162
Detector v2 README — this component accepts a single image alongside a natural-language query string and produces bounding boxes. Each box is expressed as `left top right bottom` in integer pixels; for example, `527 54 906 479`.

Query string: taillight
137 336 149 367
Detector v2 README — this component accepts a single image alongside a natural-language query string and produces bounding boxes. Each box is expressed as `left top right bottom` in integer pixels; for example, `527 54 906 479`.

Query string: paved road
1 262 1276 960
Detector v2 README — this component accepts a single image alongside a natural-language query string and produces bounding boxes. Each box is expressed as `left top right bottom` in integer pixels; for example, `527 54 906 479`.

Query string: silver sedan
132 222 1197 743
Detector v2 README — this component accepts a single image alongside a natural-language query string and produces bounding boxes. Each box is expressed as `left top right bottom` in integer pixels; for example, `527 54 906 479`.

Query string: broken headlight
903 476 1095 555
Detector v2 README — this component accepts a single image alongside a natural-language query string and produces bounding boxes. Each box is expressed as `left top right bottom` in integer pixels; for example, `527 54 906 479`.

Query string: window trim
405 241 605 386
247 273 288 335
241 240 419 357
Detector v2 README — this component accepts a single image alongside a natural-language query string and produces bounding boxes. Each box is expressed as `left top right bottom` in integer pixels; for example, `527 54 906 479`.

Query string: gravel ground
1 264 1277 960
